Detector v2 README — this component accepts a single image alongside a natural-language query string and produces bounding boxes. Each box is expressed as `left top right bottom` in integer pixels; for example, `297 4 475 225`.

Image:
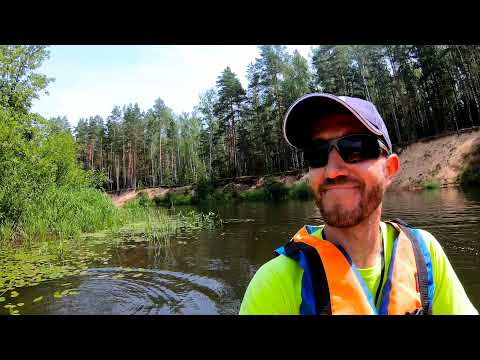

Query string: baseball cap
283 93 393 153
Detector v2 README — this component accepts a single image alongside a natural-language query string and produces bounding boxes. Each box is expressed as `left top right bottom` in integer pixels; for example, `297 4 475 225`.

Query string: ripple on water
32 268 233 315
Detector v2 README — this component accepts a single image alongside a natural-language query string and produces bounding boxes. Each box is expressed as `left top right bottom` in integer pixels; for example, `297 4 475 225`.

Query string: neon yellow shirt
239 221 478 315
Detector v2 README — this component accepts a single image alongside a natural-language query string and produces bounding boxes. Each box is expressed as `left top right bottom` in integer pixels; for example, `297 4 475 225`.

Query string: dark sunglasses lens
338 135 380 163
304 142 329 168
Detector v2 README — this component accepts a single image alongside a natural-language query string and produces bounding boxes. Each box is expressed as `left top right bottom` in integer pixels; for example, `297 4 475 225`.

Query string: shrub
288 181 313 200
138 192 151 208
460 164 480 187
172 194 193 205
421 180 440 190
193 178 215 203
239 188 268 201
264 177 288 201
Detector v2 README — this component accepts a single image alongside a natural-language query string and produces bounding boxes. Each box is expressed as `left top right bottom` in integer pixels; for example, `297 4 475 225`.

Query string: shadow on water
4 187 480 314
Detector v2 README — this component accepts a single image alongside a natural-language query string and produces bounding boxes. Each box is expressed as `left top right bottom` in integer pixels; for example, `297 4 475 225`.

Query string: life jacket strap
277 240 331 315
389 219 432 315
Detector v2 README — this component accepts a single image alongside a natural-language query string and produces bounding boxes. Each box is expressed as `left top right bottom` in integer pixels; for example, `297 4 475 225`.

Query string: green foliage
87 170 109 191
169 193 193 206
421 180 441 190
460 164 480 187
193 178 216 203
0 45 54 113
137 192 151 208
239 188 268 202
0 107 94 238
263 177 289 200
19 187 119 241
152 192 194 207
287 181 313 200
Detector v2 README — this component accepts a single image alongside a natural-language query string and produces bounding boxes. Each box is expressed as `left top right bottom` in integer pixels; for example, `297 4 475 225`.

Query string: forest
69 45 480 191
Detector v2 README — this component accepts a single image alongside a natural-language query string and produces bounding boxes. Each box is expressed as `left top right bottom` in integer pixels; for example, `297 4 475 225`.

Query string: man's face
307 113 397 228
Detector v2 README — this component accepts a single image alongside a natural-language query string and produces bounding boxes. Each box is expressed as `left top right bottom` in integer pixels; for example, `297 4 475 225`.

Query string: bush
153 192 194 207
288 181 313 200
460 164 480 187
87 169 109 191
193 178 215 203
138 192 151 208
239 188 268 202
170 193 193 206
264 177 289 201
421 180 440 190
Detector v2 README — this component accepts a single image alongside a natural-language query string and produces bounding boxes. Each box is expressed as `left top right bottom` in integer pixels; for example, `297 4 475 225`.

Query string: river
5 187 480 315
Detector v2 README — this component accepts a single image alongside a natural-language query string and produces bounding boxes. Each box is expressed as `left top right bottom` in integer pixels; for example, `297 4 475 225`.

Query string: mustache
319 176 362 190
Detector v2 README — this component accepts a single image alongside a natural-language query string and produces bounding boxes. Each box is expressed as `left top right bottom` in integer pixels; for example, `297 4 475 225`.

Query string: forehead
310 113 370 140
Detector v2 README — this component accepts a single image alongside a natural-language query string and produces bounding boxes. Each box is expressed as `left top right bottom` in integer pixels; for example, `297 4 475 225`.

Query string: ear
384 153 399 186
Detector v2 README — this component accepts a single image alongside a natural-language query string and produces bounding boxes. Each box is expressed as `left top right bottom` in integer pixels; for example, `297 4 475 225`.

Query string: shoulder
239 255 303 315
413 228 478 315
415 228 441 252
414 228 452 271
247 255 303 292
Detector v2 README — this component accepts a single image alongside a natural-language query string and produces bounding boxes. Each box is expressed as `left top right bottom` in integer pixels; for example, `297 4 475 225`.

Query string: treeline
72 45 480 190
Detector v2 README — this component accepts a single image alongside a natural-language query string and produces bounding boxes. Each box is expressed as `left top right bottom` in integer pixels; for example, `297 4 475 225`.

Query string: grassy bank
150 178 313 207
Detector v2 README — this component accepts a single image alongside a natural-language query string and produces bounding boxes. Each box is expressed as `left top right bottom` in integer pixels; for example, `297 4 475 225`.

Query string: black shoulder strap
281 240 332 315
390 218 432 315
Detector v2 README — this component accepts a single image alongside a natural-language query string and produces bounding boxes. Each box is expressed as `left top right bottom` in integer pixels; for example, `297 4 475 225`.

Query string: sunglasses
303 134 391 168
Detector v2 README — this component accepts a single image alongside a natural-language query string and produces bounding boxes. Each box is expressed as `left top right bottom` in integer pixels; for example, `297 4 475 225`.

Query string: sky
30 45 314 127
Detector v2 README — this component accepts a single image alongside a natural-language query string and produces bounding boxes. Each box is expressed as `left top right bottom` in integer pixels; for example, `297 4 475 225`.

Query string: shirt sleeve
239 255 302 315
418 229 479 315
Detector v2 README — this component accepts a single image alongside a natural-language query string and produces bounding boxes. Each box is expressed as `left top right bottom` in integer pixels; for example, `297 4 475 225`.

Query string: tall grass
17 187 120 244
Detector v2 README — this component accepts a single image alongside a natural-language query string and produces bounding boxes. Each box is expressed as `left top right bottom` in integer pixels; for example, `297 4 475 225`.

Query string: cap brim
283 93 383 149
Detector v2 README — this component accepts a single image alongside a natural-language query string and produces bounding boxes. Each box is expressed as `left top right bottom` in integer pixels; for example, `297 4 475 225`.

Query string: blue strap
411 228 435 313
298 251 317 315
378 235 400 315
275 242 329 315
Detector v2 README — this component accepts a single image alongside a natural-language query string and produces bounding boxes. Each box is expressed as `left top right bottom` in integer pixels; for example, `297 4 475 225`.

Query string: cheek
307 169 323 190
359 163 386 189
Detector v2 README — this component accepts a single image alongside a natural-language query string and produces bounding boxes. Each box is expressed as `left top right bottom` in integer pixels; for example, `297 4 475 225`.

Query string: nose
324 148 348 179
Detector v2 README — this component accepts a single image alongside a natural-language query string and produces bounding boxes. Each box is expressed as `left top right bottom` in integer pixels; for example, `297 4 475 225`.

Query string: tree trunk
150 142 155 187
159 130 163 185
122 143 126 189
115 156 120 192
390 90 402 143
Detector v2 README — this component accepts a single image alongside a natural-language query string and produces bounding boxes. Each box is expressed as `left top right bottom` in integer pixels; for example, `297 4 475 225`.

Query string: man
240 93 478 315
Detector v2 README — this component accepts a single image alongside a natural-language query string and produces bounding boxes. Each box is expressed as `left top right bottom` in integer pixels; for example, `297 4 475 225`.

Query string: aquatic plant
421 180 441 190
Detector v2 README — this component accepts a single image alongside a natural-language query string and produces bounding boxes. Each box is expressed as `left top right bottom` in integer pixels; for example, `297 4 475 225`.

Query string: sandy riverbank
110 128 480 207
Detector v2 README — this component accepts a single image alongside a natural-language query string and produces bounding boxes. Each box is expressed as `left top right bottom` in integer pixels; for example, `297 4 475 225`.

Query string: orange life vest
275 219 434 315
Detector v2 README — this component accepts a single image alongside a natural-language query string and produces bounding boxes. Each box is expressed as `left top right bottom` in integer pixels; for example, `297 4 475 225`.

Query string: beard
313 177 384 228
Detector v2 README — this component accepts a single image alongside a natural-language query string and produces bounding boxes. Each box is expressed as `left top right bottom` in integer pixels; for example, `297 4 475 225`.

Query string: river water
7 187 480 315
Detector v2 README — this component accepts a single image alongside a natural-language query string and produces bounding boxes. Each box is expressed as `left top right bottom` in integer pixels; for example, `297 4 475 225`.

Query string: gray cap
283 93 393 153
